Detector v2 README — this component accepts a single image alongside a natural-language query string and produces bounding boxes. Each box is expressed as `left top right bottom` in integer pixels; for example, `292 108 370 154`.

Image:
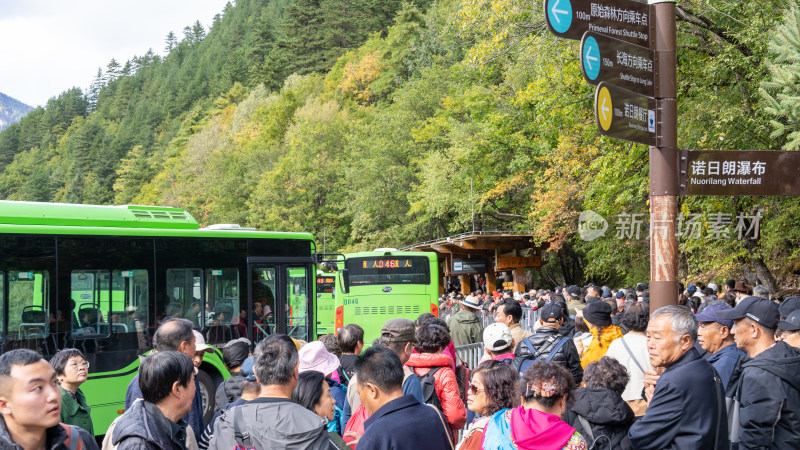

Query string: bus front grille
354 306 421 316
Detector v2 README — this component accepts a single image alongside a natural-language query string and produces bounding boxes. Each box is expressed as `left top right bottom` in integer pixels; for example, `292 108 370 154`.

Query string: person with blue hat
716 296 800 449
695 304 747 390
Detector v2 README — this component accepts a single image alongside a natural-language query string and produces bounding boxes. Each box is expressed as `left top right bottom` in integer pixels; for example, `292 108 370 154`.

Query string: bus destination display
346 256 430 285
316 276 335 293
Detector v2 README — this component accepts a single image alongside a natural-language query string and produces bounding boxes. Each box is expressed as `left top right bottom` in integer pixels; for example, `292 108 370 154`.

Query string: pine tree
87 67 104 110
164 31 178 53
104 59 121 83
761 4 800 150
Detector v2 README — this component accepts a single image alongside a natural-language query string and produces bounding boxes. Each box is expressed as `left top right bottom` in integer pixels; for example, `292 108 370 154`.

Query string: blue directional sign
582 35 600 81
543 0 652 47
579 32 658 97
546 0 572 34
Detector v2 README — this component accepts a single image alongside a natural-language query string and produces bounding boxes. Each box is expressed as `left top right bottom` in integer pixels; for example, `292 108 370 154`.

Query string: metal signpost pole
649 0 678 311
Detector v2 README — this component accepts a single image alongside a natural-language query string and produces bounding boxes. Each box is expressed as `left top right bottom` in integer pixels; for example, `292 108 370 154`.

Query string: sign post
648 1 678 313
545 0 679 310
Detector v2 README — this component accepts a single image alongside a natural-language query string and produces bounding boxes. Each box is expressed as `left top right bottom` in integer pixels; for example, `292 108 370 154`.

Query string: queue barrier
454 342 484 370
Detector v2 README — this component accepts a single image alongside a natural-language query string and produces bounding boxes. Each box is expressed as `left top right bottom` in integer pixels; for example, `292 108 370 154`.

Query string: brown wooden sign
495 256 541 270
680 150 800 196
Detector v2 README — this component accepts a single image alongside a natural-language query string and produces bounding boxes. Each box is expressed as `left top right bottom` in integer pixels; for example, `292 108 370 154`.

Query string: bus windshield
346 256 430 285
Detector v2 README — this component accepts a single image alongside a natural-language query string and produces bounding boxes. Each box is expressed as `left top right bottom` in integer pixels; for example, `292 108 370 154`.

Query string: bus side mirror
340 269 350 294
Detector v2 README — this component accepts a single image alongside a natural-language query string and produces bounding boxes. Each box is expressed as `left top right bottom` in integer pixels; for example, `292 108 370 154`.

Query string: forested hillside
1 0 800 290
0 92 33 132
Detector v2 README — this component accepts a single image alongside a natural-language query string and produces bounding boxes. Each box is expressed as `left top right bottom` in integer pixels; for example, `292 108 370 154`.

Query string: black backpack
513 335 570 377
419 366 445 411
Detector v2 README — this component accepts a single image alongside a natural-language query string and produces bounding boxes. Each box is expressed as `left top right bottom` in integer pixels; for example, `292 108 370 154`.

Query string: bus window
71 270 109 336
112 270 148 346
0 272 3 337
286 267 309 341
7 271 49 350
206 268 242 345
252 267 276 344
165 269 203 328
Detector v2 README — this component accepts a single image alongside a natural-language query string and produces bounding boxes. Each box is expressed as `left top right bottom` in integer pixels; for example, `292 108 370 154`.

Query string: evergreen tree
761 3 800 150
164 31 178 53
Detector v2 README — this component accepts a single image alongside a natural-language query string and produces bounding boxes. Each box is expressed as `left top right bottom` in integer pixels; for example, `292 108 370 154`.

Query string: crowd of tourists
1 279 799 449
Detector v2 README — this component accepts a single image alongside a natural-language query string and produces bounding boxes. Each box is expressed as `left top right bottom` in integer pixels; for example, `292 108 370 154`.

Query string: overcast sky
0 0 228 107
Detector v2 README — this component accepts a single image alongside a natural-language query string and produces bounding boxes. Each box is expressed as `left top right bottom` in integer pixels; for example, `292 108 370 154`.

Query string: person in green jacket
447 295 485 347
50 348 93 435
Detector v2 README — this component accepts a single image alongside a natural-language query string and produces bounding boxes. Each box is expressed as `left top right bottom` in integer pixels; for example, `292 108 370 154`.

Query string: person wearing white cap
447 295 484 347
192 330 215 368
483 323 515 362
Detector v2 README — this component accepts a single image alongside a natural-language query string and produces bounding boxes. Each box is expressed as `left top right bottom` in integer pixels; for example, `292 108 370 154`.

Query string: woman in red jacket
406 323 467 439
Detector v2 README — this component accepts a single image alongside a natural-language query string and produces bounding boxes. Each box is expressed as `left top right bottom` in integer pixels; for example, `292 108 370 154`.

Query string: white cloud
0 0 228 107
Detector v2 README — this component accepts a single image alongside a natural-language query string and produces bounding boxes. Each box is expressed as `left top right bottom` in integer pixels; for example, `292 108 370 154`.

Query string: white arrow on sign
586 48 598 71
551 0 568 24
601 97 609 121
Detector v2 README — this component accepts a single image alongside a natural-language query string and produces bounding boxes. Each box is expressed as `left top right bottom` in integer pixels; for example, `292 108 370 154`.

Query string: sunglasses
468 383 485 395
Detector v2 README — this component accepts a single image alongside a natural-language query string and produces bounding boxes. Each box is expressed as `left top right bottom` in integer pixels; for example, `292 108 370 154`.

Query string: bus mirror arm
340 269 350 294
312 253 346 264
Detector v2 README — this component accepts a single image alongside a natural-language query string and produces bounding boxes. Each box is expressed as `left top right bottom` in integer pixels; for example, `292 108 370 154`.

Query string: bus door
247 260 313 344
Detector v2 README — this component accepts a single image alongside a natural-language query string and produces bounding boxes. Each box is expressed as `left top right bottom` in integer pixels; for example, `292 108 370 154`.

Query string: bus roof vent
0 201 199 230
202 224 257 231
373 248 398 252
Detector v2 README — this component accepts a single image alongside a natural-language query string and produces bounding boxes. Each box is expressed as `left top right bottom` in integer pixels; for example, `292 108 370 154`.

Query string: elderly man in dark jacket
628 305 728 450
514 302 583 383
717 296 800 449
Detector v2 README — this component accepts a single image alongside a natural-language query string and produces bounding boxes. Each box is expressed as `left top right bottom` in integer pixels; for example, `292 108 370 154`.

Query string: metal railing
454 343 484 369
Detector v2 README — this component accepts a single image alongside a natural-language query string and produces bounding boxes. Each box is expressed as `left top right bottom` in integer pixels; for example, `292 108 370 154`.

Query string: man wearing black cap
214 338 251 413
513 303 583 383
717 296 800 449
779 296 800 321
779 310 800 349
565 285 582 316
778 310 800 348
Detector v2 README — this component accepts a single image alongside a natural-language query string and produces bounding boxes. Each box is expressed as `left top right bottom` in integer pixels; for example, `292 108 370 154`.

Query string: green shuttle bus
315 272 336 336
0 201 318 436
334 249 439 343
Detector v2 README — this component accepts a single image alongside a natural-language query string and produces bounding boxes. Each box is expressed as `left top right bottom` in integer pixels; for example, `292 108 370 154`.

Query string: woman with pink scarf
481 361 587 450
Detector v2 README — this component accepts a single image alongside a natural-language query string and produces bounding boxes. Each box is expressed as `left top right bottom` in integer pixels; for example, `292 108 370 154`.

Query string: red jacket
406 352 467 435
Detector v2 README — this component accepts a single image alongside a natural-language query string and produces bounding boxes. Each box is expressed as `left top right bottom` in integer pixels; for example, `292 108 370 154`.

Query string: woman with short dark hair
292 371 348 450
456 360 518 450
406 323 466 439
564 357 635 449
482 361 586 450
50 348 93 435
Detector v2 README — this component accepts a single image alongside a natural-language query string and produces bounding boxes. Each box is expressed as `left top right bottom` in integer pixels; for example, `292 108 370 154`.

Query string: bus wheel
196 369 216 426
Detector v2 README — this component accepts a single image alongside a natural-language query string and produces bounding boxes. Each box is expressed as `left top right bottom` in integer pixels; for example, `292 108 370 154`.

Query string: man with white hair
628 305 729 449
